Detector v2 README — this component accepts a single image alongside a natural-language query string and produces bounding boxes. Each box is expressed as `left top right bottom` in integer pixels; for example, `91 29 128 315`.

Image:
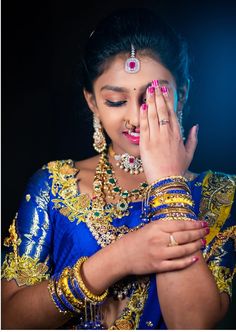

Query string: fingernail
205 227 210 235
148 86 155 95
192 256 199 263
161 86 169 97
152 79 159 88
195 124 199 137
201 238 206 248
141 103 148 111
201 221 208 228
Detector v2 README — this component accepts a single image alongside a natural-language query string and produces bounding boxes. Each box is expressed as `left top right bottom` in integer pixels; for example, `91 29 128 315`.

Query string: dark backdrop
2 0 236 329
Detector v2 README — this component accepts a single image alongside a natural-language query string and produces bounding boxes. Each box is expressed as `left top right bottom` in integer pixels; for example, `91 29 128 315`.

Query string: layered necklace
86 150 149 302
85 150 148 248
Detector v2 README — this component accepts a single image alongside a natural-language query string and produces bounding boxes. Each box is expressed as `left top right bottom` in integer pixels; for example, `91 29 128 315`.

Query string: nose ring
125 120 135 134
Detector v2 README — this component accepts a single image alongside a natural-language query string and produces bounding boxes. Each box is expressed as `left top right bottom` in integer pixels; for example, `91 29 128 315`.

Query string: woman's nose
126 100 142 127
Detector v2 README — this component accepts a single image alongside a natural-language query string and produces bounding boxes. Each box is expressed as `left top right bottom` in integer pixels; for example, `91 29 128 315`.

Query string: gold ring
159 119 170 126
168 234 179 247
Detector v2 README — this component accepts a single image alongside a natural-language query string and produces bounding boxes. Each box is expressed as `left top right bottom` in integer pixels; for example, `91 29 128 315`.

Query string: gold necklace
85 151 147 248
109 145 144 175
93 151 148 217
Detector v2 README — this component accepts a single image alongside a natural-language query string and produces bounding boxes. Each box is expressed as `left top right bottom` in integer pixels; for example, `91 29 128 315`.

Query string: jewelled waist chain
48 176 196 329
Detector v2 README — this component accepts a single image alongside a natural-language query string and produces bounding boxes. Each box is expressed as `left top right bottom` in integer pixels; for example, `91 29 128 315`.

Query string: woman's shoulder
187 169 236 187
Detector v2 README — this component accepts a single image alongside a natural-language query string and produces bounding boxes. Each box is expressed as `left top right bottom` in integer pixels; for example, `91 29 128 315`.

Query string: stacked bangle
47 256 108 328
142 175 197 223
73 257 108 304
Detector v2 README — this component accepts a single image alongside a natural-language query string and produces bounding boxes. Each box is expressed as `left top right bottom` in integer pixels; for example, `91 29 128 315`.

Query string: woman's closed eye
105 100 127 107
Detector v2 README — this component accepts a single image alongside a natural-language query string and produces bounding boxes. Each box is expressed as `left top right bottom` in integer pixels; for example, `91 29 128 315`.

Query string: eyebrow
100 80 170 93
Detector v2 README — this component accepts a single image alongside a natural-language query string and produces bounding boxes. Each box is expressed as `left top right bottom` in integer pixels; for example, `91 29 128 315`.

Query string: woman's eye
105 100 127 107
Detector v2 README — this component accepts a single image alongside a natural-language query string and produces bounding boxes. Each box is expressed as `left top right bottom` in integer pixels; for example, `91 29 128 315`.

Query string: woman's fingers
159 254 199 272
185 124 199 162
164 239 203 260
139 102 150 144
156 219 208 233
170 227 208 245
145 85 159 137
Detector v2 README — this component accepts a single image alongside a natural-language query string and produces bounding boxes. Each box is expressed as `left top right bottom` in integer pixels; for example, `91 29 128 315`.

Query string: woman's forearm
2 241 126 329
2 279 69 329
156 251 228 329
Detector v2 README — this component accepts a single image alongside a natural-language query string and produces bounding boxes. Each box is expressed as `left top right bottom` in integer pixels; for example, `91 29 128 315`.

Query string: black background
2 0 236 328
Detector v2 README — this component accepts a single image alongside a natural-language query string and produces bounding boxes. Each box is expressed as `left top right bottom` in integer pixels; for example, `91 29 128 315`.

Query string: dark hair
82 7 190 93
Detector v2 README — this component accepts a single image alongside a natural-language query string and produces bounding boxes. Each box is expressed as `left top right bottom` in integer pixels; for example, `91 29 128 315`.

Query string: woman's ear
83 89 98 115
177 79 190 111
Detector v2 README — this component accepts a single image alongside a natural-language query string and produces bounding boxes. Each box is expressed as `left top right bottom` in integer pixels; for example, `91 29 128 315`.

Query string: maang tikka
93 114 106 153
125 44 140 74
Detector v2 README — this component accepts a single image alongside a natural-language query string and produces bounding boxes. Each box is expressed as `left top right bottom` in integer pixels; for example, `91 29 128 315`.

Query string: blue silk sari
2 159 236 329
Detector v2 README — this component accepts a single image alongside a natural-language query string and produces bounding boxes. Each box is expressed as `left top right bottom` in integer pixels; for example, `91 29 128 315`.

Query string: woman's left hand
139 81 198 184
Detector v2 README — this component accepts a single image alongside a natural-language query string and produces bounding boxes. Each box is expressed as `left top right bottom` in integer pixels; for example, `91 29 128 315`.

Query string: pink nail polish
205 227 210 235
148 86 155 95
141 103 148 111
201 238 206 247
160 86 169 97
192 256 199 263
201 221 208 228
152 79 159 88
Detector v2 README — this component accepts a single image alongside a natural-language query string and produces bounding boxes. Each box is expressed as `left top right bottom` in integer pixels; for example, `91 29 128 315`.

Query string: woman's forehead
94 55 177 91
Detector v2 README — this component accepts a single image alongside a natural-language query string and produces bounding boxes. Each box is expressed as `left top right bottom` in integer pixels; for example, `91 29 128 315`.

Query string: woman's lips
123 131 140 145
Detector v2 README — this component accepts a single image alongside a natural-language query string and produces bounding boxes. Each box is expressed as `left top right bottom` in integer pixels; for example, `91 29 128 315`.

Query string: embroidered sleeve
200 172 236 298
2 167 53 286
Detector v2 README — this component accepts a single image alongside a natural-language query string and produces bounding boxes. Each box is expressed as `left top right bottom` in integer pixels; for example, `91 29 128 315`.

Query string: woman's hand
116 220 208 276
139 81 198 184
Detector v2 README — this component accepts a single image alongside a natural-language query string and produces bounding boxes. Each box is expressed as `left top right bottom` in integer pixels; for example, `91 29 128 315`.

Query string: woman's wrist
80 239 129 295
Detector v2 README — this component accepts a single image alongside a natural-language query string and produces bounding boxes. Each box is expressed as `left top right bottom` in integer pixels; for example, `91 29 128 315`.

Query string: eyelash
105 100 127 107
105 96 147 108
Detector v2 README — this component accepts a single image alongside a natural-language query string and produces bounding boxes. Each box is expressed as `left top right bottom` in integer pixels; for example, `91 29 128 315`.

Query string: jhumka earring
93 114 106 153
125 44 140 74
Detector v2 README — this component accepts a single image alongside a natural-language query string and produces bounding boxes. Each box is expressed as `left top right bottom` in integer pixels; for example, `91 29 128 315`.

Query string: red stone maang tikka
125 44 140 74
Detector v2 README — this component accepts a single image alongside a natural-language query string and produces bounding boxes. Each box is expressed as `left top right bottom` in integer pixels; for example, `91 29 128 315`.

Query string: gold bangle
73 257 108 303
151 207 195 216
47 279 70 315
151 195 194 207
147 175 188 188
150 184 191 197
58 267 84 311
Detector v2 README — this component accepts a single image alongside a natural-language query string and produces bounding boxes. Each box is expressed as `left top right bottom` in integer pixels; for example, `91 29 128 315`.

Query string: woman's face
84 54 180 157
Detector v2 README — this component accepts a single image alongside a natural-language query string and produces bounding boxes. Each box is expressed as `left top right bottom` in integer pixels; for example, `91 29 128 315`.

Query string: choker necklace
109 145 144 175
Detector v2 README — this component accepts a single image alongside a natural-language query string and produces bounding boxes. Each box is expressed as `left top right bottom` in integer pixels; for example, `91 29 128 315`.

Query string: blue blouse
2 159 236 329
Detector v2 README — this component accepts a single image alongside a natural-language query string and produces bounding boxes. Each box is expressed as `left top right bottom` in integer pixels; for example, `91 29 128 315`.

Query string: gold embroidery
207 262 234 297
199 172 236 244
2 253 49 286
199 172 236 297
204 227 236 262
47 160 145 247
203 226 236 297
109 278 149 330
2 219 49 286
47 160 91 223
